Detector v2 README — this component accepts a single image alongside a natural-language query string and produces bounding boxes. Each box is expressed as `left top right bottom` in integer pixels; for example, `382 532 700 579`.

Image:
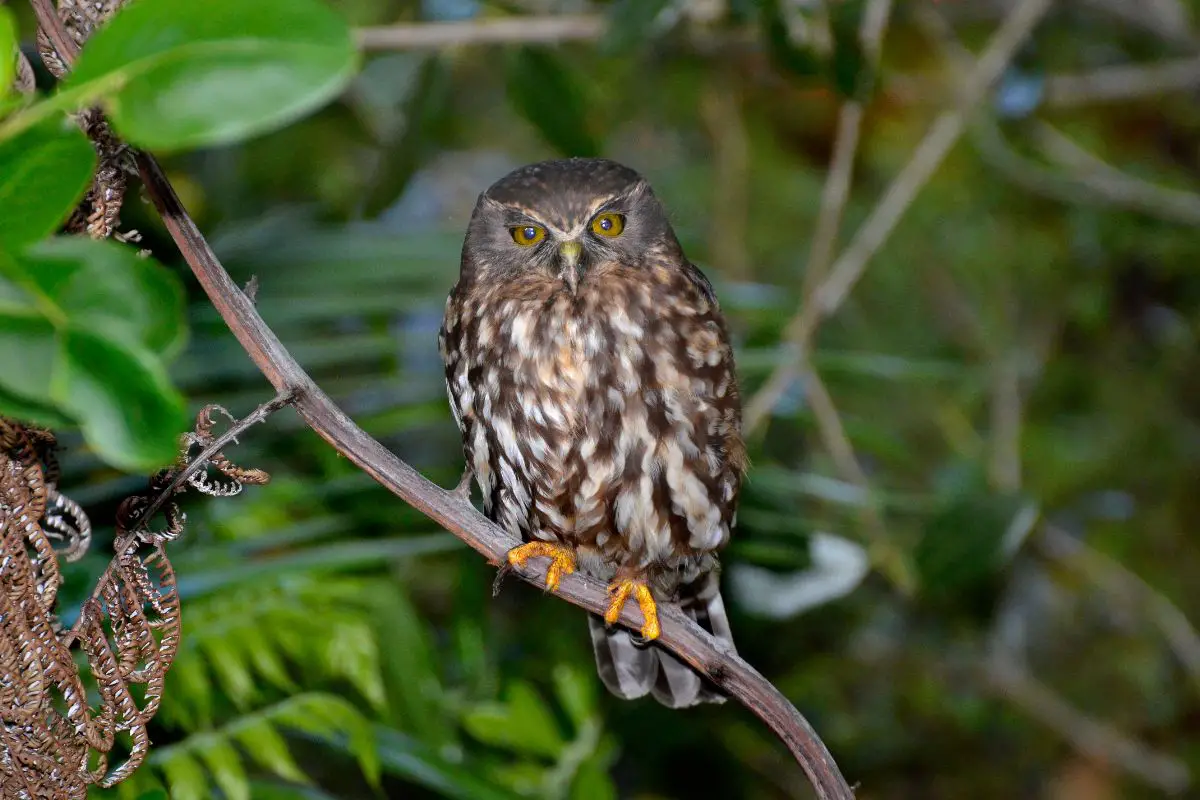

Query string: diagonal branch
130 147 857 800
31 2 853 793
50 41 861 800
743 0 1055 433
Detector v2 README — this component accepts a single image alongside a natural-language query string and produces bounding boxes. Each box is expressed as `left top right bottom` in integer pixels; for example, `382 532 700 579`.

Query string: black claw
492 563 513 598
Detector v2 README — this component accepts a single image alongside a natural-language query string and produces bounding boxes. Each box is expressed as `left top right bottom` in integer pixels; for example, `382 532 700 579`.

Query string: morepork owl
439 158 745 708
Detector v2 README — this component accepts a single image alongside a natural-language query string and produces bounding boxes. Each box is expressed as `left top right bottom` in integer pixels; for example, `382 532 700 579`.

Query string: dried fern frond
1 405 272 798
35 0 141 244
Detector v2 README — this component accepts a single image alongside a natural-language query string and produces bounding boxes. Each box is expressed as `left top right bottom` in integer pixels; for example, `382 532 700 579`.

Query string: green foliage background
4 0 1200 798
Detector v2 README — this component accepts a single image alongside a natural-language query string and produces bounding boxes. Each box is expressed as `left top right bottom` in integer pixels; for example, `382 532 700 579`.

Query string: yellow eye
591 213 625 237
511 225 546 246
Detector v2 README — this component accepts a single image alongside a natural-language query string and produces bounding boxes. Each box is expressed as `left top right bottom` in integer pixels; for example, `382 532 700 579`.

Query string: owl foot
506 541 576 592
604 578 660 641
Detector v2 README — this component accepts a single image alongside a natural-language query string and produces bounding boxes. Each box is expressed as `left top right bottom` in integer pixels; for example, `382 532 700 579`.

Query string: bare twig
1030 121 1200 223
1037 525 1200 689
985 656 1190 794
971 119 1200 225
131 389 294 530
356 15 605 51
744 0 1055 432
1044 55 1200 107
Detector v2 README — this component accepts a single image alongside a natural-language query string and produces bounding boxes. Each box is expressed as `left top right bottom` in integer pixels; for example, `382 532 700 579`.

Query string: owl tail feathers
588 575 734 709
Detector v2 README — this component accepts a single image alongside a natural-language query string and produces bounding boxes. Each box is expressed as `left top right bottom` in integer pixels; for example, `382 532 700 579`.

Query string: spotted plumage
439 158 745 707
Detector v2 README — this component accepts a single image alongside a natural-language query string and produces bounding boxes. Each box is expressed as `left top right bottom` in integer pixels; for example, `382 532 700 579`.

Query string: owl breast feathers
439 158 745 708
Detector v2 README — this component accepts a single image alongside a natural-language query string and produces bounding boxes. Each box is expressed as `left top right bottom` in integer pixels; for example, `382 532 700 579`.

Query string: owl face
460 158 681 292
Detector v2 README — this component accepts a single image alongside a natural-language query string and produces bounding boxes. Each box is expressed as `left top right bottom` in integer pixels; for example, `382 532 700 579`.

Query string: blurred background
25 0 1200 797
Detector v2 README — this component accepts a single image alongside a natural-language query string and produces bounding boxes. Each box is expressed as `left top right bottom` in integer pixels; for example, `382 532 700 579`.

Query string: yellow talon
604 578 660 641
506 541 576 592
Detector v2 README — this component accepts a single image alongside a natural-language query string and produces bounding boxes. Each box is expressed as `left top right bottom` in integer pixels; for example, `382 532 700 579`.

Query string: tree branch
131 389 295 531
743 0 1055 433
356 15 605 51
26 3 852 791
130 148 855 798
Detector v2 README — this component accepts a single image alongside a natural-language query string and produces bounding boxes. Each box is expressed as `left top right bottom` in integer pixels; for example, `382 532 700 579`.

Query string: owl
439 158 745 708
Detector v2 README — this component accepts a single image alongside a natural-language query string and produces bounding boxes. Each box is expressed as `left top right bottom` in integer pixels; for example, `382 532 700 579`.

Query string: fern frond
161 576 391 731
117 693 379 800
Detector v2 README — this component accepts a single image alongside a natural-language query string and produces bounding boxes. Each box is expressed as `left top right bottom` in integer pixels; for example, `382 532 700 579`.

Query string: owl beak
558 239 584 293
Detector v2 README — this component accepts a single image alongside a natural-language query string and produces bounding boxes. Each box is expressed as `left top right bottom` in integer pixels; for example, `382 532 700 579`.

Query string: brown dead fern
35 0 141 244
0 405 274 798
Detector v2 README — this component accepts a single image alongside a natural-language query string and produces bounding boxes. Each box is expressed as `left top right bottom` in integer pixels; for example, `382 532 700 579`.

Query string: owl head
459 158 682 292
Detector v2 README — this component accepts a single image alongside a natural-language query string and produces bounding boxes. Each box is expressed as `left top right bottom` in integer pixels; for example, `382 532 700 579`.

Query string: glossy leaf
67 0 359 150
54 329 187 470
21 237 187 357
505 48 599 157
0 240 188 470
0 121 96 250
0 312 59 417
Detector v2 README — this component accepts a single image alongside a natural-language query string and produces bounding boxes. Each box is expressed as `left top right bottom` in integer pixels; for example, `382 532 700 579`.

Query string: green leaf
369 726 524 800
280 695 381 789
570 756 617 800
915 477 1027 605
0 312 59 412
233 718 309 784
199 635 258 710
463 682 565 759
0 242 187 469
461 703 516 751
325 621 387 714
0 120 96 250
164 651 213 730
160 751 211 800
54 328 187 471
21 237 187 358
505 682 565 758
133 790 170 800
0 383 72 428
505 48 599 157
67 0 360 150
375 582 455 748
552 664 595 731
195 737 250 800
0 8 16 99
